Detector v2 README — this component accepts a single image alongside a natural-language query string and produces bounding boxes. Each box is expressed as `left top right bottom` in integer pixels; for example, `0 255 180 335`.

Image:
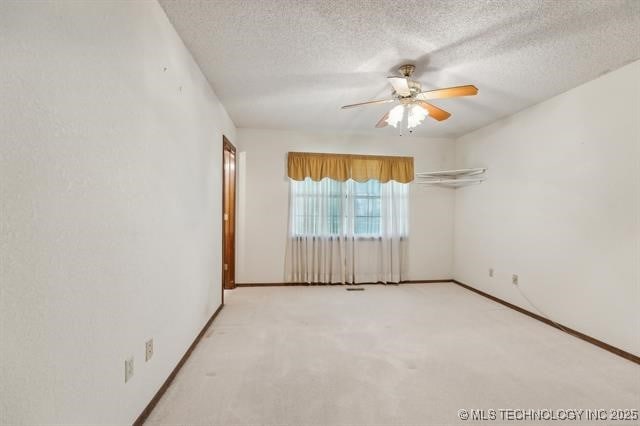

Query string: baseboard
235 279 451 287
133 303 224 426
452 279 640 365
236 282 314 287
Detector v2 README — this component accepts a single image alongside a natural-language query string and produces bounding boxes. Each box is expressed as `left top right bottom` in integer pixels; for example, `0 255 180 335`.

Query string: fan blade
341 99 395 109
416 85 478 100
416 101 451 121
375 111 390 128
387 77 411 96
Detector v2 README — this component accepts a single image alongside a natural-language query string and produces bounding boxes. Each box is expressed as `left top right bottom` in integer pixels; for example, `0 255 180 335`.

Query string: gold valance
287 152 414 183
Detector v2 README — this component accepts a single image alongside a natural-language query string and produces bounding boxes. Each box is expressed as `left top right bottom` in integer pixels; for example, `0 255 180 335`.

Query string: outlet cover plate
125 357 134 383
145 339 153 362
512 274 519 285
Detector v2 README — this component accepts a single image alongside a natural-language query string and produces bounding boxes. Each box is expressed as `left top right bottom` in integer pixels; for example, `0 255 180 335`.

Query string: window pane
371 198 380 217
354 197 367 216
291 177 392 237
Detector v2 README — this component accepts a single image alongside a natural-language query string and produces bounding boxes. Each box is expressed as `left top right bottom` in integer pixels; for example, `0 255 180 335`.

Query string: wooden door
222 136 236 293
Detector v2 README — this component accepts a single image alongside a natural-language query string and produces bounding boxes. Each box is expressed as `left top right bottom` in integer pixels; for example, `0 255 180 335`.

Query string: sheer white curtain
285 177 408 284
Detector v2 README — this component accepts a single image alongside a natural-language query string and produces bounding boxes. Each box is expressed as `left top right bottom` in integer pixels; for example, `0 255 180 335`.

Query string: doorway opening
222 136 236 298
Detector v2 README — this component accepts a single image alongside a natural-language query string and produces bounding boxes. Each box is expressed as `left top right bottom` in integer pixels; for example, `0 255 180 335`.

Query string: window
290 177 407 237
286 152 411 284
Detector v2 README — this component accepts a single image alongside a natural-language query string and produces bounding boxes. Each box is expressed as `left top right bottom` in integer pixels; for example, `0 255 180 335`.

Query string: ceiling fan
341 64 478 132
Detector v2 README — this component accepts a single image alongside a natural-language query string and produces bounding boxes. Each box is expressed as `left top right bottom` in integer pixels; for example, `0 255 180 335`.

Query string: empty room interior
1 1 640 425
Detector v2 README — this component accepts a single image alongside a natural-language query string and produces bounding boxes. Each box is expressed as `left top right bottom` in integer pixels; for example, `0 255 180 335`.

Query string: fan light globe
408 104 428 129
386 105 405 128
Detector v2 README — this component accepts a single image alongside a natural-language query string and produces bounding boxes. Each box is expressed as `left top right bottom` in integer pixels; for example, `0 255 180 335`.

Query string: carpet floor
144 283 639 425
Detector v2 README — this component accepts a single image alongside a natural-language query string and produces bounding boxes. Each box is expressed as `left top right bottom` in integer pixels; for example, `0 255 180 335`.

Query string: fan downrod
398 64 416 77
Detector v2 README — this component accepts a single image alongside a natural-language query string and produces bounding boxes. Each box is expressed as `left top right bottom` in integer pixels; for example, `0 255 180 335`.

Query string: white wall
236 128 455 284
0 1 235 424
454 60 640 355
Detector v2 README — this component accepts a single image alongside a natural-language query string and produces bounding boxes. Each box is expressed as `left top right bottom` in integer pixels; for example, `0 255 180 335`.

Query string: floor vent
346 287 365 291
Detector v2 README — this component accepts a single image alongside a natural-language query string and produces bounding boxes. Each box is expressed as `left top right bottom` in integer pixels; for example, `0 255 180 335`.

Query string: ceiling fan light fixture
386 104 405 128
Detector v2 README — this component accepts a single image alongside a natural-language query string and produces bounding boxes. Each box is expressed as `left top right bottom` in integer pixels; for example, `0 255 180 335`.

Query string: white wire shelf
415 167 487 188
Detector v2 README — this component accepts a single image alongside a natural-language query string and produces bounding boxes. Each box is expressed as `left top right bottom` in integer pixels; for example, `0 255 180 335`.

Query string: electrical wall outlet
125 357 134 383
489 268 494 277
145 339 153 362
512 274 519 285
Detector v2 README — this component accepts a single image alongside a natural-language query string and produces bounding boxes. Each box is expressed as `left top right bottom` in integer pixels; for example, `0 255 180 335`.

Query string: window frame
290 178 384 238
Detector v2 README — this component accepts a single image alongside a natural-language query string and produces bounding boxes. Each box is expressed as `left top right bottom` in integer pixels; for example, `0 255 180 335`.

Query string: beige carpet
144 283 639 425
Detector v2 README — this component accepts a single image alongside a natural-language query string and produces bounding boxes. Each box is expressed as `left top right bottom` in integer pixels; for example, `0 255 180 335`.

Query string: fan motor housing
395 64 422 98
394 80 422 98
408 80 422 95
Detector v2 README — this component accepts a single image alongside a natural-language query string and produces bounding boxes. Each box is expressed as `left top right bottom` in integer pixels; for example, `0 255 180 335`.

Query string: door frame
221 135 237 304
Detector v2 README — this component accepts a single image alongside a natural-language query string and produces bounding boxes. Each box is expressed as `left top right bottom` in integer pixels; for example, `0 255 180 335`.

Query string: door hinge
224 263 228 271
224 213 228 221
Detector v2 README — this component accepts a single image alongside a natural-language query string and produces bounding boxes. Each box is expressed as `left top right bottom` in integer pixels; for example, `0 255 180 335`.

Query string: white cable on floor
515 284 571 334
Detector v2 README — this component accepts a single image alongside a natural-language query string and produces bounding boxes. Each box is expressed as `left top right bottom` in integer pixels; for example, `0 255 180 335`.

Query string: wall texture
0 1 235 424
235 128 456 284
453 60 640 355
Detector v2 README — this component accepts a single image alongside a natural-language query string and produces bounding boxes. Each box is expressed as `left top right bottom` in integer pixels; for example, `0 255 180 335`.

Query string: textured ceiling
159 0 640 138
